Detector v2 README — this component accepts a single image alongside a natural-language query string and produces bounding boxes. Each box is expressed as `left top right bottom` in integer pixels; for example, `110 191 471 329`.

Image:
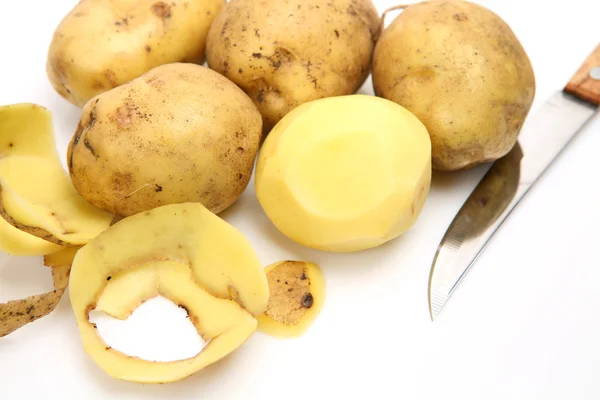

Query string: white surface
1 0 599 398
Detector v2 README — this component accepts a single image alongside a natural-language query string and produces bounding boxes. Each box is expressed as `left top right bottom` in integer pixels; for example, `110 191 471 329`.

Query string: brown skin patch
264 261 312 326
111 171 134 192
152 2 172 19
105 70 118 87
453 12 468 21
113 104 134 129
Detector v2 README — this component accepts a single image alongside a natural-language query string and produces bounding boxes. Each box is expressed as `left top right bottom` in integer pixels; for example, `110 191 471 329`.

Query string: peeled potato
255 95 432 252
69 202 269 383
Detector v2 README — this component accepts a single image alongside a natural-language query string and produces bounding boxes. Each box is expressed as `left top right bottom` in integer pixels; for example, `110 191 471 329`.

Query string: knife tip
428 290 447 322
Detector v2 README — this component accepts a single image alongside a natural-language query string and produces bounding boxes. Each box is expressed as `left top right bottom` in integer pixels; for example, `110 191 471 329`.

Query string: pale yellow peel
0 104 65 255
0 156 113 245
0 103 113 247
0 214 62 256
69 203 269 383
0 103 60 161
257 261 326 338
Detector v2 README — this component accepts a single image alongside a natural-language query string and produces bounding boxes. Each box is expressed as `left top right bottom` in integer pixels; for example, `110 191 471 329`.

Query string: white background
1 0 600 399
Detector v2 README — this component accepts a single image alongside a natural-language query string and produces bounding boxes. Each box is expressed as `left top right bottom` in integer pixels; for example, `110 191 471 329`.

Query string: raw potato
372 0 535 171
255 95 431 252
47 0 224 107
0 246 78 337
0 103 112 249
257 261 325 338
206 0 380 132
67 63 262 217
69 203 269 383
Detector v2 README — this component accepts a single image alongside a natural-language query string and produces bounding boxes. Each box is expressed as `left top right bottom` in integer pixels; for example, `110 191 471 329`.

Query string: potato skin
67 63 262 217
47 0 224 107
372 0 535 171
206 0 380 132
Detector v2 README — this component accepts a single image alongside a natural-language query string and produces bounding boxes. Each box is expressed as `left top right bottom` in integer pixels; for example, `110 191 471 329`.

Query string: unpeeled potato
68 63 262 217
47 0 224 107
372 0 535 171
206 0 380 132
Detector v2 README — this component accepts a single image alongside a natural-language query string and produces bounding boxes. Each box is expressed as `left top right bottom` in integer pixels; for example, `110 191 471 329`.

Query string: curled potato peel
69 203 269 383
0 246 79 337
257 261 326 338
0 103 112 247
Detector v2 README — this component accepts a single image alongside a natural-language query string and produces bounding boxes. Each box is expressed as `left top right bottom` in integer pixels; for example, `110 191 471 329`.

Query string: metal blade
428 92 598 321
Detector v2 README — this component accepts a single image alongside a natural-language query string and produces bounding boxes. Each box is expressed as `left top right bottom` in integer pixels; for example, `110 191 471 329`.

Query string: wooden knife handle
564 44 600 106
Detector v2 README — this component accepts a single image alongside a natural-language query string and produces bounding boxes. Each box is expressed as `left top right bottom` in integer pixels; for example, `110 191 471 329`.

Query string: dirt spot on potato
92 81 105 90
453 13 468 21
111 172 133 192
264 47 296 71
104 70 118 87
112 103 134 129
151 2 172 19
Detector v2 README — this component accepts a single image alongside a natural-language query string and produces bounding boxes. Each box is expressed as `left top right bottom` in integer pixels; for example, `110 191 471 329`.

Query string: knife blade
428 44 600 321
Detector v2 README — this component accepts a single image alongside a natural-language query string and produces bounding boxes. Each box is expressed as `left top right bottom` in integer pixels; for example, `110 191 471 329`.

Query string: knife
428 44 600 321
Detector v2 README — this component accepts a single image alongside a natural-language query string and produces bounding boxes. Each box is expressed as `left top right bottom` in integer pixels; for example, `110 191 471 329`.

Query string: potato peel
0 246 79 337
0 103 113 246
69 203 269 383
257 261 325 338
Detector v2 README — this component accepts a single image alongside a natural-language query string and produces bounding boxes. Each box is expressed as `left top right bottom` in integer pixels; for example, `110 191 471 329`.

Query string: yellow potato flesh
257 261 325 338
0 103 112 248
255 95 432 252
0 216 62 256
0 156 113 245
0 103 59 160
0 104 64 255
69 203 269 383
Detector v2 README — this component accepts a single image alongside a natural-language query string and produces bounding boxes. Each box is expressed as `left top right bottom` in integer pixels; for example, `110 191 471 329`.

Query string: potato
372 0 535 171
206 0 380 132
255 95 431 252
67 63 262 217
47 0 224 107
69 203 269 383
